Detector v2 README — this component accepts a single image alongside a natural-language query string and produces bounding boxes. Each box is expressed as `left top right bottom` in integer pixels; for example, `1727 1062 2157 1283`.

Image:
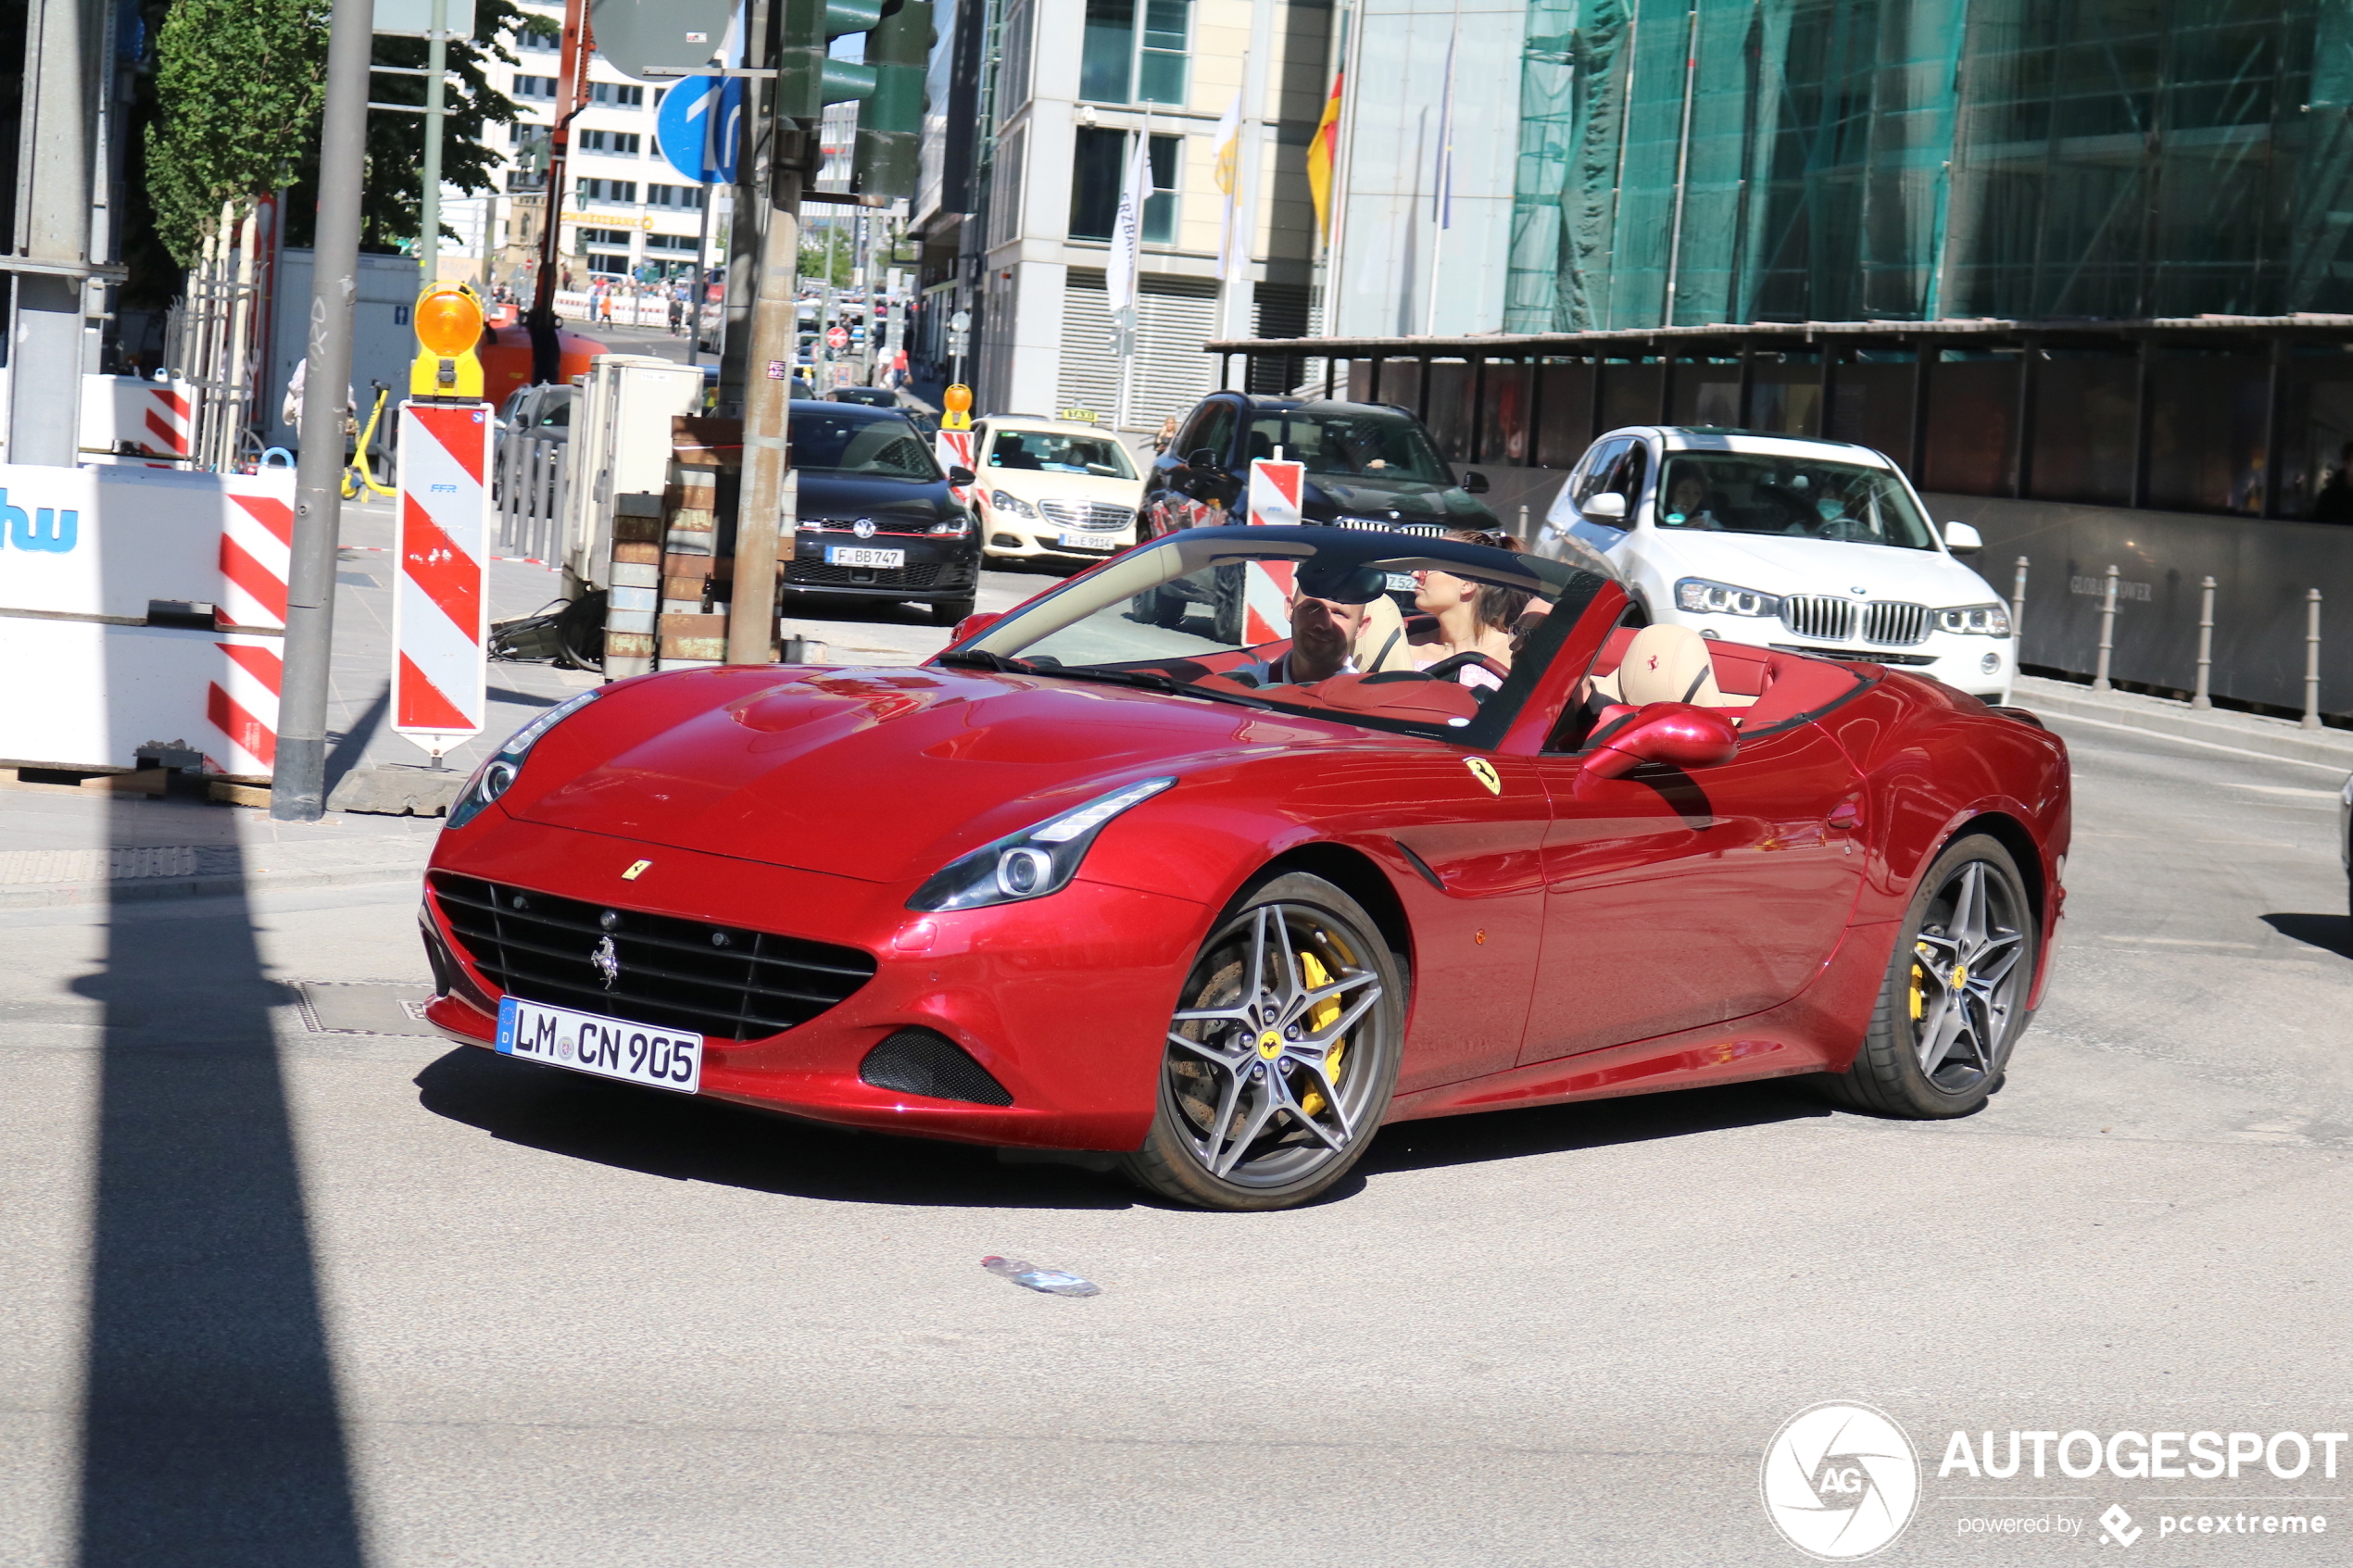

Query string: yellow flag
1307 71 1343 237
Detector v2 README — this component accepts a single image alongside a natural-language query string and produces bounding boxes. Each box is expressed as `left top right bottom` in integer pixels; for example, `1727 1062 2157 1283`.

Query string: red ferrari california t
420 527 2070 1210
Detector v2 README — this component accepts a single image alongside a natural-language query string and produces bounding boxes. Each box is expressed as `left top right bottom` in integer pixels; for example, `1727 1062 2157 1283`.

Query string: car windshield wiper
935 649 1036 674
1040 665 1276 709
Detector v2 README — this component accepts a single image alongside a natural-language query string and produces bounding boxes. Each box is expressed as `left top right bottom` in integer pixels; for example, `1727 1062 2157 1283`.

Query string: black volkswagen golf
782 402 981 624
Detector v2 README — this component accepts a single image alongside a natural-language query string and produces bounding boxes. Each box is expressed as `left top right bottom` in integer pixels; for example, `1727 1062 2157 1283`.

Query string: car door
1517 702 1867 1064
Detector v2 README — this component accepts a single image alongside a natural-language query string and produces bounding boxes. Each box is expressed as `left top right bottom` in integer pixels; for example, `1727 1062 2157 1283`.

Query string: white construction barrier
394 404 493 759
0 462 292 774
77 375 202 467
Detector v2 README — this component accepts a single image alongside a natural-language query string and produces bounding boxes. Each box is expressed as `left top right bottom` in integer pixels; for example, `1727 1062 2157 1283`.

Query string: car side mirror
1187 447 1220 472
1460 470 1491 494
1943 521 1982 554
1578 703 1740 786
1580 492 1628 524
950 611 1002 644
947 466 975 487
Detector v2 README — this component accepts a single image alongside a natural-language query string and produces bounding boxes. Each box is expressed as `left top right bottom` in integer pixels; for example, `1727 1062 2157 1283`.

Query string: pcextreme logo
1762 1401 1921 1560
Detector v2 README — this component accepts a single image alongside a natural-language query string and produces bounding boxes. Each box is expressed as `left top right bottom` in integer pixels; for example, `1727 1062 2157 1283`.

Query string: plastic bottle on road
982 1255 1101 1297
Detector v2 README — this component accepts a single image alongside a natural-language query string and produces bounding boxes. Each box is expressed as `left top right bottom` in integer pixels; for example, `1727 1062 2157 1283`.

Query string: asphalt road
2 689 2348 1566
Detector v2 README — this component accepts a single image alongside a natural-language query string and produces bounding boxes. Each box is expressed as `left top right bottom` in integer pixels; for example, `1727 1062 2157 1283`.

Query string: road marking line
2095 935 2259 948
2224 782 2343 798
2041 709 2353 773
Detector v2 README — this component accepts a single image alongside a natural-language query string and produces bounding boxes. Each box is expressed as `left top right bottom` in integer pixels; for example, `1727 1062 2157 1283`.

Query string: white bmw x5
1537 426 2017 702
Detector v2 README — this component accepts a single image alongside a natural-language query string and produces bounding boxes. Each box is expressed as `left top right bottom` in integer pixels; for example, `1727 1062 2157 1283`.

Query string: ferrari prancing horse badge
1465 758 1501 795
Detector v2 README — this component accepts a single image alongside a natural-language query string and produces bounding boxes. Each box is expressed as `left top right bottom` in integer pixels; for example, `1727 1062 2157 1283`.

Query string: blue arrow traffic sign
657 76 743 184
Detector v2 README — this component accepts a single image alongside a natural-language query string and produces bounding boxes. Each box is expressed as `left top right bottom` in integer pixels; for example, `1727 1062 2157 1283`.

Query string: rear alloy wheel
1822 834 2037 1118
1122 872 1403 1210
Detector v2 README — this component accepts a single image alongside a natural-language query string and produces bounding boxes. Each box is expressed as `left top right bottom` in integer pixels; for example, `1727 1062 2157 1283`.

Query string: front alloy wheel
1122 872 1403 1210
1822 833 2037 1117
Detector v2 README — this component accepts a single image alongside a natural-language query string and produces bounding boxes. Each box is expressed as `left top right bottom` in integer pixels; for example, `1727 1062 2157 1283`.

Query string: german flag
1306 71 1342 238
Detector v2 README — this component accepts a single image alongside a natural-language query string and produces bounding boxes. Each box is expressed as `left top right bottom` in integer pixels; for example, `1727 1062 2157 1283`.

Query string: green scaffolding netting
1505 0 2353 331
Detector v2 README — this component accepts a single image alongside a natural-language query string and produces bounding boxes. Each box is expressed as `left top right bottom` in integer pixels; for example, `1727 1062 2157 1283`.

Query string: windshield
788 412 940 480
1655 452 1939 549
949 529 1604 746
988 429 1138 480
1243 408 1452 485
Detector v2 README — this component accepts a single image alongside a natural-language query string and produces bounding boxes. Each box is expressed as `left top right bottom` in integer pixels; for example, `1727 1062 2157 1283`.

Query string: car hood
792 470 957 528
987 469 1146 506
509 669 1353 882
1304 474 1491 524
1636 528 1999 604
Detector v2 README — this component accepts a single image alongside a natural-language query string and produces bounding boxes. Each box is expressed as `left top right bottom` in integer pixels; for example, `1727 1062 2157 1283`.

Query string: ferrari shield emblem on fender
1465 758 1502 795
622 859 652 881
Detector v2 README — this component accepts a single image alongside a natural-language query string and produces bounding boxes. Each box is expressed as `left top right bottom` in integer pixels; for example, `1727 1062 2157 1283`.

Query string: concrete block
610 561 661 588
612 541 661 565
325 766 470 817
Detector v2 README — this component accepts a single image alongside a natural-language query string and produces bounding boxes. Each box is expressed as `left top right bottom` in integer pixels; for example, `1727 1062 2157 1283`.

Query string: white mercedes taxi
969 415 1147 568
1538 427 2018 702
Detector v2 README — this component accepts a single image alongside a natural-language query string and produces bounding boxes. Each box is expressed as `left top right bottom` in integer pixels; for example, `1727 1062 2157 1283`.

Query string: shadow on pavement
321 683 388 797
70 799 365 1567
2262 911 2353 960
1355 1078 1834 1179
414 1047 1135 1210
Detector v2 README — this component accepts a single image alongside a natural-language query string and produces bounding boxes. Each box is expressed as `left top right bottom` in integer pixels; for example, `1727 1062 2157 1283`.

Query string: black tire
1131 584 1190 629
1121 872 1405 1210
1211 561 1247 645
1819 833 2038 1118
931 596 976 627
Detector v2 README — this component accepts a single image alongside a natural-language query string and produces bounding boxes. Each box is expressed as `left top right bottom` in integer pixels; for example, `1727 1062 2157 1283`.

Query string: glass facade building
1504 0 2353 332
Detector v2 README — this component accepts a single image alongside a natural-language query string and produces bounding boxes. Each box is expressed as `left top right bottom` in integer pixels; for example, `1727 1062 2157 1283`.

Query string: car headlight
1935 602 2013 636
988 489 1038 519
906 776 1176 912
447 688 600 830
1674 577 1780 617
928 514 971 535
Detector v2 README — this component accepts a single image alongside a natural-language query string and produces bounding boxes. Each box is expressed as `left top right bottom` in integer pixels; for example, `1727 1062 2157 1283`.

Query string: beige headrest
1607 623 1735 708
1352 595 1416 673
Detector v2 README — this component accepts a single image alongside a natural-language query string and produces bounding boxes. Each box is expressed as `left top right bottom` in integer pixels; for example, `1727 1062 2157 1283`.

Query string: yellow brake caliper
1297 949 1346 1117
1909 941 1933 1022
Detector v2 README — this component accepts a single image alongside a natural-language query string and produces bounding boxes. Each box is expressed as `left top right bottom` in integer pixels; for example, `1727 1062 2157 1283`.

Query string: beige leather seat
1590 622 1740 708
1351 595 1416 673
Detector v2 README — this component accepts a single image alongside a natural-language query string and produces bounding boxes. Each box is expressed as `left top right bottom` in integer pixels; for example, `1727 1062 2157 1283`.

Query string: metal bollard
2304 587 2323 731
1517 503 1529 542
2092 564 2119 692
2191 575 2215 709
2010 556 2029 659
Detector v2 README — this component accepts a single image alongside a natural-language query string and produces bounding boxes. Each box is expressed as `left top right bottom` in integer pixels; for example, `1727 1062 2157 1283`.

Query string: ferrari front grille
1780 596 1857 641
430 872 876 1042
1037 499 1136 531
1862 600 1930 646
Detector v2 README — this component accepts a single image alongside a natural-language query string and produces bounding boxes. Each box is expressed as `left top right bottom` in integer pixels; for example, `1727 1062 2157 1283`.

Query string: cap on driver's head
1292 560 1389 605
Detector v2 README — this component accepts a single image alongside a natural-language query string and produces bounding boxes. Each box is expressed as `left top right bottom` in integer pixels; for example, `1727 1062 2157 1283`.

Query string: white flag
1214 90 1246 283
1106 130 1152 322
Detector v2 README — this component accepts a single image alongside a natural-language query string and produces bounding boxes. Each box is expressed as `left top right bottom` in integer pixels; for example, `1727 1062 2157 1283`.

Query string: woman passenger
1409 529 1535 674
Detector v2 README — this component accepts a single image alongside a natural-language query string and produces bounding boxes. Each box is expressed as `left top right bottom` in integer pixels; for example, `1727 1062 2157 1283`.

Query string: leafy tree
143 0 327 265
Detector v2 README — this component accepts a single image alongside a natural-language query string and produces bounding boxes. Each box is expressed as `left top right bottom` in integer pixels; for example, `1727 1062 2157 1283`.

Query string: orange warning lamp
941 383 974 431
410 283 487 399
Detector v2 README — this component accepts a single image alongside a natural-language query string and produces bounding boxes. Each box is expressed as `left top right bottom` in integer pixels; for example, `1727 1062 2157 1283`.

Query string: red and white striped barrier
1239 458 1306 643
76 375 198 466
393 403 492 758
936 428 975 505
0 458 293 774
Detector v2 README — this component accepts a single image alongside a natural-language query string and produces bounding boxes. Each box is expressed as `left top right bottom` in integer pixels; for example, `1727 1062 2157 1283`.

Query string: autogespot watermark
1764 1407 2344 1556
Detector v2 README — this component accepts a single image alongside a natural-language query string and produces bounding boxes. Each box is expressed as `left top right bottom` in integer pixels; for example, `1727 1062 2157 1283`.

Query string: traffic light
774 0 881 119
853 0 934 199
411 282 486 398
774 0 933 200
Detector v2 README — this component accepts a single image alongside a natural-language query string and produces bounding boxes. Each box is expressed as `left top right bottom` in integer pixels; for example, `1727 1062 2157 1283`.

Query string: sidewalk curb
2016 681 2353 772
0 860 429 910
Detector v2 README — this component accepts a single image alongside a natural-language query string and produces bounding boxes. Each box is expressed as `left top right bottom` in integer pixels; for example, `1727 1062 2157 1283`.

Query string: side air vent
860 1028 1014 1106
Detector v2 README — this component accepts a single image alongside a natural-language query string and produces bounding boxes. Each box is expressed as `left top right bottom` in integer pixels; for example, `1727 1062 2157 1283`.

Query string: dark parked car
781 401 981 624
1138 394 1503 640
827 386 901 409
